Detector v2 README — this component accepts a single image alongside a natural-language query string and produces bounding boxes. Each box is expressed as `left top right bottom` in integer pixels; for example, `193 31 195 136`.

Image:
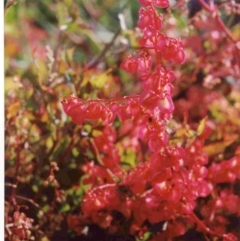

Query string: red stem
7 194 40 209
190 212 222 238
215 15 237 43
197 0 237 43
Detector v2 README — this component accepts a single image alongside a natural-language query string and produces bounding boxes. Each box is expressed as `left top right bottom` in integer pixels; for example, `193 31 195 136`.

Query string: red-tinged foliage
5 0 240 240
6 211 34 241
208 157 240 183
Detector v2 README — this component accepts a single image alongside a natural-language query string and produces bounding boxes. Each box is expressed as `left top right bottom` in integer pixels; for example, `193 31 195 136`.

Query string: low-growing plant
5 0 240 240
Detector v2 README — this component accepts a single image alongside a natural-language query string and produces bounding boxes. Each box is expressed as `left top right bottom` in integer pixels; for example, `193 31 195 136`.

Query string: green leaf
141 231 152 241
90 69 112 89
204 139 236 157
197 117 207 136
57 2 69 27
42 204 50 213
72 147 79 157
32 185 39 192
59 203 71 213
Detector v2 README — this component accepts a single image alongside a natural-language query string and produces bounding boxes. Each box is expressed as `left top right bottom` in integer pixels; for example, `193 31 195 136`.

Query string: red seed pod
138 0 169 8
62 97 86 125
138 7 163 30
140 29 167 51
120 56 138 73
154 0 169 8
137 55 153 72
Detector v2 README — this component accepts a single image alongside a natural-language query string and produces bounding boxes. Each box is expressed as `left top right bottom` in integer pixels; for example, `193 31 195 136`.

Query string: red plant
5 0 240 240
61 0 239 240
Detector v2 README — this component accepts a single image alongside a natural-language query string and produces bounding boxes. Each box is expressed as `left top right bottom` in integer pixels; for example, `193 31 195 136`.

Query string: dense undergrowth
4 0 240 240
